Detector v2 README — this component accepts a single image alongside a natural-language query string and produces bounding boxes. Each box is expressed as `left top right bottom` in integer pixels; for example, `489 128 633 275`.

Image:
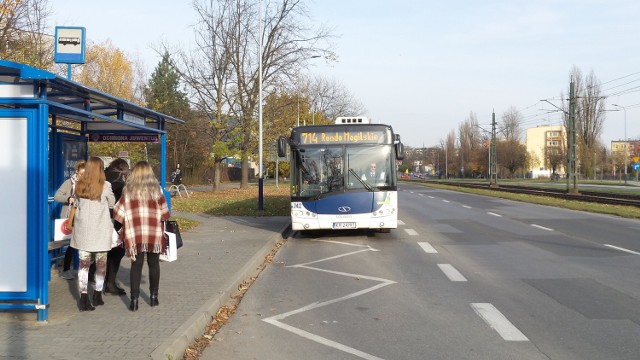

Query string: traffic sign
632 163 640 171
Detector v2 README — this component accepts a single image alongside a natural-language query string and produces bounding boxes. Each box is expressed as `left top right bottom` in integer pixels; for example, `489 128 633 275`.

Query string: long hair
123 161 162 201
75 157 105 200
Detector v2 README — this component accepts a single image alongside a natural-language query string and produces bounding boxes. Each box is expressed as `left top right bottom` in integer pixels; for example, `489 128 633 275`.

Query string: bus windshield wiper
348 168 376 192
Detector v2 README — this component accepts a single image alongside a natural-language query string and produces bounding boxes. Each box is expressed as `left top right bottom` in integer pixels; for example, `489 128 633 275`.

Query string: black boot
129 296 139 311
150 292 159 307
79 293 95 312
92 291 104 306
104 283 126 296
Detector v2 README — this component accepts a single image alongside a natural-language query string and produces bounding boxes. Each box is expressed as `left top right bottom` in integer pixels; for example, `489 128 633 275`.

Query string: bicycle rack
168 184 190 198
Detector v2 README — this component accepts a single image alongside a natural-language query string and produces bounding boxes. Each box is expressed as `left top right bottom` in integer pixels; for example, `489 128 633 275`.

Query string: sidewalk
0 213 290 360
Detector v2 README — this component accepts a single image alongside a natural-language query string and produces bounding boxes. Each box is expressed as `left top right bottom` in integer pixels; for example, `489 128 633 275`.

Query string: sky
50 0 640 149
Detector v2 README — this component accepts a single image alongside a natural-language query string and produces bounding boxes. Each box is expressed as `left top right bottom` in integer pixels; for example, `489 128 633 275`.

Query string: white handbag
159 231 177 262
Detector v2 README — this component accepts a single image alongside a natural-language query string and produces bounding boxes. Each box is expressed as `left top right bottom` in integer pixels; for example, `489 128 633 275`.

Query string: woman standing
71 157 115 311
103 158 130 295
54 160 86 280
113 161 170 311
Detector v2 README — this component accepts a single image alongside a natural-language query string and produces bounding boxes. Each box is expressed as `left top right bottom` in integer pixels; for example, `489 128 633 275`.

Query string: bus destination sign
299 130 385 145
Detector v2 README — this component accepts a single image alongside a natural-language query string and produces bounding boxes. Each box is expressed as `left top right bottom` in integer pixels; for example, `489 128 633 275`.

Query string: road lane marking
442 199 450 203
605 244 640 255
397 220 405 226
531 224 553 231
266 246 395 360
471 303 529 341
404 229 419 236
262 319 384 360
418 242 438 254
437 264 467 282
428 195 435 199
487 212 502 217
462 205 471 209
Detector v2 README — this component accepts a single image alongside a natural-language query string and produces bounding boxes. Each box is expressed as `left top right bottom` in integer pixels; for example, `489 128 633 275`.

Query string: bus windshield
292 144 395 199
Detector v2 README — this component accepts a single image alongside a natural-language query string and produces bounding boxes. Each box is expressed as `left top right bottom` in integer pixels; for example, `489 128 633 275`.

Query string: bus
277 116 405 232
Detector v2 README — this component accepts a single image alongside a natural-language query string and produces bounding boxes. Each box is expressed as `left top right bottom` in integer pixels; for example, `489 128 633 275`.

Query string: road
201 183 640 360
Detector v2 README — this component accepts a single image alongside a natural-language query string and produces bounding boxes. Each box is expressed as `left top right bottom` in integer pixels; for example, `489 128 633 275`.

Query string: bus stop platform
0 213 290 360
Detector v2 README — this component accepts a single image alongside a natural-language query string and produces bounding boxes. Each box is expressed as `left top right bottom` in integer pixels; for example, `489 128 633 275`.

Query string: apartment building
526 125 566 179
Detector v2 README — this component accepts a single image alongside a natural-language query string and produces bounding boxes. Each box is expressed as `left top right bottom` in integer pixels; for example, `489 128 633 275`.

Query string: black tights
63 246 76 271
129 252 160 298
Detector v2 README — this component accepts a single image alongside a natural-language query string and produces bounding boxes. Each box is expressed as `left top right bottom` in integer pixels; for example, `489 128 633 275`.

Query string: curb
151 222 291 360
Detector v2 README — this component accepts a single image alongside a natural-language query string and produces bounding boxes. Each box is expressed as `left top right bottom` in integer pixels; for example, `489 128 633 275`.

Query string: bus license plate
333 222 356 229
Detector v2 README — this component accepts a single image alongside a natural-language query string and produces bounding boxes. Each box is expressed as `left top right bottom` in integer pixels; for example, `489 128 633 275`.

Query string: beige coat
70 182 115 252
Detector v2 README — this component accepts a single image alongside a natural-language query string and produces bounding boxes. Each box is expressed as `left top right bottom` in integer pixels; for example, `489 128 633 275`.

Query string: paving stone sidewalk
0 213 290 360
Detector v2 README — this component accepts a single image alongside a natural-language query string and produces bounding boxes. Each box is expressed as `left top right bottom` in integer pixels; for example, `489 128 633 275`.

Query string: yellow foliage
76 40 135 101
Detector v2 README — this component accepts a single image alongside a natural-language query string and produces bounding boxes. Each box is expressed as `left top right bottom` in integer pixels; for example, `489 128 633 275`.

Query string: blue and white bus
277 117 405 232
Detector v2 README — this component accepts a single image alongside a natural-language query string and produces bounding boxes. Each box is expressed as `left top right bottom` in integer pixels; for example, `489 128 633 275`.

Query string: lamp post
612 103 628 185
258 0 264 210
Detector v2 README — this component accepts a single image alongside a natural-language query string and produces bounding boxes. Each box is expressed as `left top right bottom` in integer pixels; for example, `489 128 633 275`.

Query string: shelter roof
0 60 184 134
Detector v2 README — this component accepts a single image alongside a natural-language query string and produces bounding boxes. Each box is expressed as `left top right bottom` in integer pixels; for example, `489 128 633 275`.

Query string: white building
526 125 566 179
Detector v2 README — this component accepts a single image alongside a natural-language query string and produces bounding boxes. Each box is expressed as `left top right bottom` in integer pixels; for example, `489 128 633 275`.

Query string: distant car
401 174 410 179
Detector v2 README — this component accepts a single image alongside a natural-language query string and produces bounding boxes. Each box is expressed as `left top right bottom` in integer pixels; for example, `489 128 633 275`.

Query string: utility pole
567 79 579 194
490 111 498 187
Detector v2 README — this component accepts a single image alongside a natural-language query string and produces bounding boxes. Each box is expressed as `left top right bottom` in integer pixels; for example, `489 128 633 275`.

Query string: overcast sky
51 0 640 148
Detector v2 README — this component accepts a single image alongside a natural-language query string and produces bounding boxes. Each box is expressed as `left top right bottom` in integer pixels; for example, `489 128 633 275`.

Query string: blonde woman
71 157 115 311
113 161 170 311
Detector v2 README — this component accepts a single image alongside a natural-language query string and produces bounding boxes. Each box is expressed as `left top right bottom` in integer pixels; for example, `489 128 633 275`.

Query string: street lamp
258 0 264 210
612 103 628 185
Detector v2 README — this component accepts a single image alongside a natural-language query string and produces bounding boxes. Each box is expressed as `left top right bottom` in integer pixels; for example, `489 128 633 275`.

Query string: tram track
427 181 640 207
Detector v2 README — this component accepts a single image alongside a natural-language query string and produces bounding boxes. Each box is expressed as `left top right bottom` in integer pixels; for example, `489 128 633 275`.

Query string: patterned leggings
78 250 107 293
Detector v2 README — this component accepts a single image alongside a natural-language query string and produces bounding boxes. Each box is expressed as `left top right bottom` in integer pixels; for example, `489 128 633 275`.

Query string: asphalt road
201 183 640 360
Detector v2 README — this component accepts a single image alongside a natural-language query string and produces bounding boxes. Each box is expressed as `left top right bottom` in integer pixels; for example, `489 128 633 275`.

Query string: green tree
144 52 194 180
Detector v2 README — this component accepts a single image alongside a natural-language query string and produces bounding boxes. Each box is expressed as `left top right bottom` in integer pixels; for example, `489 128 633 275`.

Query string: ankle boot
92 291 104 306
129 296 139 311
150 293 159 307
79 293 95 312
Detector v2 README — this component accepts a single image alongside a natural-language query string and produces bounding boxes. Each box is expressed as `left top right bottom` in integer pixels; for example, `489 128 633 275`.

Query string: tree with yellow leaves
77 39 150 165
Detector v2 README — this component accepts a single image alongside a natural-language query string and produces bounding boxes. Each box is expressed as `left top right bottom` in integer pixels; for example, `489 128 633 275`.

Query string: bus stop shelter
0 60 184 322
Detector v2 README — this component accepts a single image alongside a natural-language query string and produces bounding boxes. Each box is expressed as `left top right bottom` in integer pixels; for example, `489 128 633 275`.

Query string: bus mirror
277 136 287 157
396 142 405 160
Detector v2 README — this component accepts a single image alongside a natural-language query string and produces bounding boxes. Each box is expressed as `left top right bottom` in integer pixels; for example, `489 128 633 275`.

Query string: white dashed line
428 196 435 199
487 212 502 217
437 264 467 282
531 224 553 231
471 303 529 341
605 244 640 255
418 242 438 254
397 220 406 226
404 229 419 236
462 205 471 209
442 200 450 203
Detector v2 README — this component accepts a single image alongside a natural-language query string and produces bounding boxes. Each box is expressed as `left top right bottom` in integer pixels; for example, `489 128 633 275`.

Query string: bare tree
176 0 333 189
500 106 522 142
306 75 365 120
164 0 236 191
561 66 606 178
0 0 53 68
458 112 481 177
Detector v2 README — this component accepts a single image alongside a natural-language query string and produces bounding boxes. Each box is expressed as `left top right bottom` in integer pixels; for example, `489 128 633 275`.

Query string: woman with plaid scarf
113 161 170 311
